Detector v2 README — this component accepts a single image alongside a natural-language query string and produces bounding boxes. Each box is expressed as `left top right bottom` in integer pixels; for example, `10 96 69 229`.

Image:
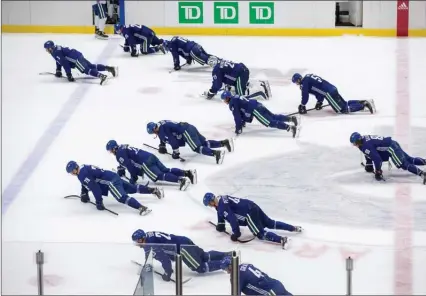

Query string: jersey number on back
155 232 172 240
248 267 263 278
308 74 323 83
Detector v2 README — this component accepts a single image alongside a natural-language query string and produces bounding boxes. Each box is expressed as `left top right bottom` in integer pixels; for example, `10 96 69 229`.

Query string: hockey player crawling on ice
220 258 293 296
350 132 426 184
205 58 271 100
131 229 233 281
106 140 195 191
291 73 375 115
221 91 299 138
164 36 219 71
65 161 159 215
92 0 108 39
203 193 303 249
114 24 167 57
146 120 234 165
44 41 117 85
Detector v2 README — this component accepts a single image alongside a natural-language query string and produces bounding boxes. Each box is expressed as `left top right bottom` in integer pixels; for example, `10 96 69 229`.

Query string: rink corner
1 25 425 37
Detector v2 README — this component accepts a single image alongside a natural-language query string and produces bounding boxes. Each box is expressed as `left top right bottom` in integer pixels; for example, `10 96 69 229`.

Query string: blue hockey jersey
49 45 83 76
216 195 253 236
143 231 194 275
115 144 153 179
357 135 393 170
299 74 337 106
239 264 288 296
228 95 260 130
156 120 186 151
77 165 119 202
121 24 153 48
210 60 246 94
168 36 196 67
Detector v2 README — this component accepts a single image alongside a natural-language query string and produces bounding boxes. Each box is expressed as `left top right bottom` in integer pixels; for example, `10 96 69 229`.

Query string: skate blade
180 179 190 191
141 209 152 216
282 238 291 250
193 170 198 185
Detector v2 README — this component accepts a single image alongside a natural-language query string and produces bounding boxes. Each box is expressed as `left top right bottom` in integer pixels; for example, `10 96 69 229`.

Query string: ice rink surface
2 33 426 295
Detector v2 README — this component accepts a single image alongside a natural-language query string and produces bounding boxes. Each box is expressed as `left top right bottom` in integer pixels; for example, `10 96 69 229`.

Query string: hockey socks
275 221 298 232
270 121 290 130
347 101 365 113
198 146 215 157
126 197 143 210
264 231 282 243
161 173 180 183
137 184 152 194
406 164 424 176
412 158 426 166
170 168 186 177
205 260 222 273
206 140 222 148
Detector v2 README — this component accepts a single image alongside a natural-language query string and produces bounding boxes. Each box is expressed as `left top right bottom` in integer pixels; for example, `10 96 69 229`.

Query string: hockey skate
214 150 226 165
281 237 290 250
293 226 303 233
139 205 152 216
289 115 300 127
179 177 191 191
185 169 198 184
106 66 118 77
95 30 108 40
152 187 164 199
157 44 166 54
221 138 235 152
260 80 272 99
362 99 376 114
289 126 300 138
422 172 426 185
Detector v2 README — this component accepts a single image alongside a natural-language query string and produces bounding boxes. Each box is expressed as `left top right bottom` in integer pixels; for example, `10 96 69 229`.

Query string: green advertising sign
214 2 239 24
178 1 203 24
249 2 274 24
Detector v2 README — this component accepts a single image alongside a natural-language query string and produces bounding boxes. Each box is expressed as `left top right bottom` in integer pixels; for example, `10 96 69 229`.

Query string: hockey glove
298 104 307 114
80 192 90 203
117 166 126 177
131 50 138 57
161 272 171 282
315 101 323 110
186 58 193 65
67 73 75 82
96 201 105 211
130 175 138 185
374 169 384 181
364 164 374 173
230 232 241 242
55 70 62 78
235 128 242 135
123 45 130 52
174 65 181 71
172 151 180 160
216 223 226 232
158 144 167 154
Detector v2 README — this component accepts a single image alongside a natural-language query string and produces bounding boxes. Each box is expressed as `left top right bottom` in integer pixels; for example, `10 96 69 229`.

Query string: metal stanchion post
231 255 240 295
175 254 183 295
346 256 353 296
36 250 44 295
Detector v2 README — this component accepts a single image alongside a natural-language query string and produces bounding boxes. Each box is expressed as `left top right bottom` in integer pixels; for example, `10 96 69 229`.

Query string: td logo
214 2 239 24
178 2 203 24
249 2 274 24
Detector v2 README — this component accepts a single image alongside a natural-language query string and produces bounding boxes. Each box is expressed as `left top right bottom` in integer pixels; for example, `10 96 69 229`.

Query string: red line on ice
394 39 412 295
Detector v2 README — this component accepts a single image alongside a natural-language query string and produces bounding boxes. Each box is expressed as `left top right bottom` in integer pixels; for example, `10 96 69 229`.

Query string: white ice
2 33 426 295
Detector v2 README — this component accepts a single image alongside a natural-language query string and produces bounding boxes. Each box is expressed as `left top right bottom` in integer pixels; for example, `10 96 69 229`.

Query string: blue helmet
132 229 146 242
147 122 157 134
66 160 78 173
203 192 215 206
292 73 302 84
221 91 232 101
220 257 232 270
114 24 123 34
106 140 118 151
350 132 362 144
44 40 55 50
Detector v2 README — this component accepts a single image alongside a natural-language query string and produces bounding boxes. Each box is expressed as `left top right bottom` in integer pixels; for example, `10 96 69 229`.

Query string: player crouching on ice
350 133 426 184
131 229 233 281
65 161 160 215
291 73 375 115
221 91 300 138
114 24 167 57
106 140 195 191
203 193 303 249
220 258 293 296
164 36 219 71
44 41 117 85
204 58 271 101
146 120 234 165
